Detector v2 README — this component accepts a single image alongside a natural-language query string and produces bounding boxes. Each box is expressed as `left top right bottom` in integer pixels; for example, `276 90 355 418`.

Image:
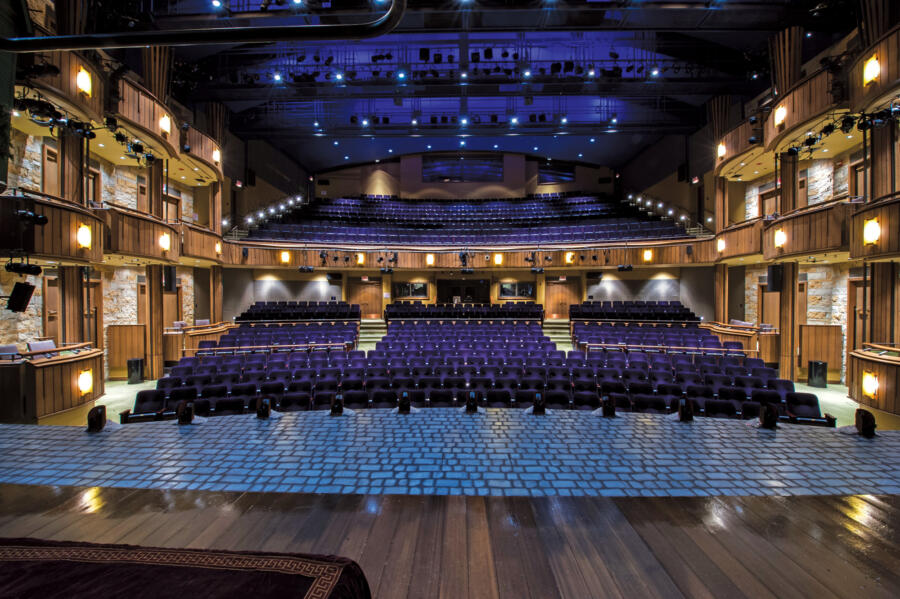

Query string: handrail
0 1 406 52
183 341 351 356
581 342 757 355
862 342 900 353
768 196 850 222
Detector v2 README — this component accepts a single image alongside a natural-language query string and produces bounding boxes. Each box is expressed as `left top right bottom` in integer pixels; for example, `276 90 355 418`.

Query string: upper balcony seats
569 300 699 322
246 194 690 245
385 301 543 320
236 301 361 322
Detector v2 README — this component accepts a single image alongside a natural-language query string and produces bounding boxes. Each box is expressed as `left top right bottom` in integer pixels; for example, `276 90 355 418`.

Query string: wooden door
42 277 60 345
759 284 780 327
138 283 147 325
42 146 59 196
545 279 581 319
847 279 868 367
348 279 382 319
163 287 181 327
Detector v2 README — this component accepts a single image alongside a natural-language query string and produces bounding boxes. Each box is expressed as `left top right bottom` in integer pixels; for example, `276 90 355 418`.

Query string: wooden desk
107 324 145 380
848 350 900 415
0 349 105 424
163 332 183 364
798 324 843 383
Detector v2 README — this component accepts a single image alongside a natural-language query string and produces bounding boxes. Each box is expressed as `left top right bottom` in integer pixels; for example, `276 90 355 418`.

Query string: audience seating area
196 322 359 354
570 300 699 321
246 194 689 245
235 301 360 322
572 322 734 353
384 302 543 321
126 317 832 428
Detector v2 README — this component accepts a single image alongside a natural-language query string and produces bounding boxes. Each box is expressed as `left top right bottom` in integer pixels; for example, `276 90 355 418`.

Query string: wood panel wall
762 201 850 259
183 324 233 355
798 324 843 383
870 261 899 345
210 266 223 323
145 265 164 380
0 196 105 264
764 70 833 150
222 240 717 270
716 122 756 168
848 351 900 414
849 24 900 112
181 224 222 262
870 119 897 202
186 128 224 181
850 196 900 259
102 206 180 262
116 79 179 158
700 323 759 354
106 324 146 380
141 46 172 102
779 151 799 213
0 349 106 423
769 26 803 97
58 129 84 206
778 261 799 380
715 218 762 259
28 51 105 121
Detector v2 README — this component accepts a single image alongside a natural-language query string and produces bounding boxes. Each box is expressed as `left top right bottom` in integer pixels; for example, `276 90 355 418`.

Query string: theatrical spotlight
6 261 43 276
17 209 48 226
458 251 468 267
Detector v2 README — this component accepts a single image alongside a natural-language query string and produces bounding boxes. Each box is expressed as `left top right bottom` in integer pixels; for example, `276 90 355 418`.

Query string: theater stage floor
4 409 899 498
0 484 897 599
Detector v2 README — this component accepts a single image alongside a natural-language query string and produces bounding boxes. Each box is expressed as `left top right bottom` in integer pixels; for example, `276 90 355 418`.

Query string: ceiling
108 0 857 172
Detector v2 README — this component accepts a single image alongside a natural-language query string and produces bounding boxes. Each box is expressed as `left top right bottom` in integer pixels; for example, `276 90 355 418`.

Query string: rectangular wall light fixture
863 218 881 245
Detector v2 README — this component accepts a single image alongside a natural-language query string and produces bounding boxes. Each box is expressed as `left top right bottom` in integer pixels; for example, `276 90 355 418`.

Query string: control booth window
499 281 536 298
422 154 503 182
539 161 576 184
393 281 428 298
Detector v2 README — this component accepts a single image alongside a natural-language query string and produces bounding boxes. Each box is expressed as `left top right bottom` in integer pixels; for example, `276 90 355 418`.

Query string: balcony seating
245 193 690 246
236 301 360 322
569 300 699 322
385 301 543 321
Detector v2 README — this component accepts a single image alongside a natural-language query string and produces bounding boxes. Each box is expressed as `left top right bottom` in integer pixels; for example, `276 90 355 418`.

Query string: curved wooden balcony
850 193 900 260
182 223 223 263
713 218 763 260
97 205 181 263
762 200 851 260
849 24 900 113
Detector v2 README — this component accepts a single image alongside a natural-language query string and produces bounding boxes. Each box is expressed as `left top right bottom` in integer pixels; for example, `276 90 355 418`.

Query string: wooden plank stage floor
0 484 897 599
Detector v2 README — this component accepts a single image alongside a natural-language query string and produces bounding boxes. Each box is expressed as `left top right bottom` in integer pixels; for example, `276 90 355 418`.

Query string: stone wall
833 157 850 198
744 183 759 220
177 267 195 325
805 160 834 205
801 263 850 381
0 271 43 347
743 265 767 324
100 266 141 376
7 130 43 192
96 157 139 210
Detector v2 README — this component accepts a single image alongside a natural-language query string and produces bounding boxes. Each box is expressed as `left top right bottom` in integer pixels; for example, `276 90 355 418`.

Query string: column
145 264 164 379
778 261 799 380
714 264 728 324
209 265 223 323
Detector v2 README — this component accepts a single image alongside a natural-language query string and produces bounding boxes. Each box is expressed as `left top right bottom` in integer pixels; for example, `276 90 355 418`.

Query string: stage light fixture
5 262 42 276
863 218 880 245
16 209 48 226
76 224 92 249
76 67 92 96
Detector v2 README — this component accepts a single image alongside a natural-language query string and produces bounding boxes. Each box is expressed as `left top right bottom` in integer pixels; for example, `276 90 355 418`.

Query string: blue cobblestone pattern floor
1 410 898 497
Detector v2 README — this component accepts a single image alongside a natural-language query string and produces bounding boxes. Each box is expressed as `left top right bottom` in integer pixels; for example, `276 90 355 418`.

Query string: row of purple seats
571 301 699 321
236 301 360 322
385 303 543 320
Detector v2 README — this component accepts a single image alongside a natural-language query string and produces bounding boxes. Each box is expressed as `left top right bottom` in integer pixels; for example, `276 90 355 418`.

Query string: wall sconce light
716 238 726 253
564 251 575 264
642 249 653 262
76 224 92 249
356 252 365 265
863 218 881 245
774 105 787 127
159 114 171 135
863 54 880 86
425 253 435 266
493 253 503 266
773 229 787 248
212 148 221 164
717 143 726 159
861 371 878 398
280 250 290 264
215 241 222 255
76 67 92 96
158 232 171 251
77 369 93 394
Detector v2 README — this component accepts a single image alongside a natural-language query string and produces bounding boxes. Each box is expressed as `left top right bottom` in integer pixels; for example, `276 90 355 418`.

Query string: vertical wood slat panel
107 325 147 380
146 265 165 380
778 262 799 380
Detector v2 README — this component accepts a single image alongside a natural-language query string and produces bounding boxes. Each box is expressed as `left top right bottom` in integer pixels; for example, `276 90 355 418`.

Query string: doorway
347 278 383 319
545 279 581 319
436 279 490 304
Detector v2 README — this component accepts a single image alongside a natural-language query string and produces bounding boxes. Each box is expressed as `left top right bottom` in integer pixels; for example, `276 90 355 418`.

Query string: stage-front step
357 319 387 350
543 319 573 353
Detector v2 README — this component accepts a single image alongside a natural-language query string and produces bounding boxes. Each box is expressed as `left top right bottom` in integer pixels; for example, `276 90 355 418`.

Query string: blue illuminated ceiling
149 1 852 172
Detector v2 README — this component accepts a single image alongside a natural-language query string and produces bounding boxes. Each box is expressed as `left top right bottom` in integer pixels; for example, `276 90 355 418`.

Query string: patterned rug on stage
0 537 371 599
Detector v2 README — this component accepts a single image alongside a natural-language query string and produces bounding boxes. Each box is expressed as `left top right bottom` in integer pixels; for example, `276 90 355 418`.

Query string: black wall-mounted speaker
686 245 693 256
767 263 784 292
6 282 35 312
162 265 177 293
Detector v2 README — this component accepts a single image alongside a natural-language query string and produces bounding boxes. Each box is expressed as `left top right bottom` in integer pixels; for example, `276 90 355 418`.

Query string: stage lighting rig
6 261 42 276
17 209 48 226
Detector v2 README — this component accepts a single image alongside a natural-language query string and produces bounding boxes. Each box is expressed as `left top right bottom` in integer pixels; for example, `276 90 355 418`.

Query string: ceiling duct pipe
0 0 406 52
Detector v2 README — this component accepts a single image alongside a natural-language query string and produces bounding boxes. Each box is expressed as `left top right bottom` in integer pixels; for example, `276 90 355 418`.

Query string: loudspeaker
162 265 177 292
326 272 342 282
465 391 479 413
760 403 778 429
601 396 616 417
855 408 876 438
767 263 784 292
177 400 194 425
586 272 603 280
242 247 249 259
419 48 430 61
245 168 256 187
398 391 411 414
256 397 271 419
678 398 693 422
331 394 344 416
86 405 106 432
532 392 545 415
6 282 35 312
686 245 693 256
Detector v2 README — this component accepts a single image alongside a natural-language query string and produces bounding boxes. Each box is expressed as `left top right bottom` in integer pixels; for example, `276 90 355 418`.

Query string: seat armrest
119 409 131 424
